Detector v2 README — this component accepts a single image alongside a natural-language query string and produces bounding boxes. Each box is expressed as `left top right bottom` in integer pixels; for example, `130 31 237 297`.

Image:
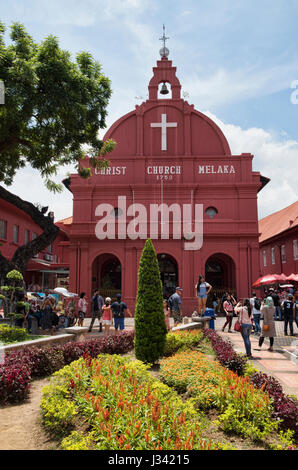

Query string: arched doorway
205 253 236 299
92 254 121 299
157 253 178 298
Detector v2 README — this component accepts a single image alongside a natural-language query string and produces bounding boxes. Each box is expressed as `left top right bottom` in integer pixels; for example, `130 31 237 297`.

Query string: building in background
0 198 70 290
62 43 268 314
259 201 298 276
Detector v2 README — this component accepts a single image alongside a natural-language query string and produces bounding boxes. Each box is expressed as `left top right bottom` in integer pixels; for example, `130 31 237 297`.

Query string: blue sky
1 0 298 219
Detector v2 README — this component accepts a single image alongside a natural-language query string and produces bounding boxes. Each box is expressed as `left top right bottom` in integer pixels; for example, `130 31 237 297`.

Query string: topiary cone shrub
135 238 167 364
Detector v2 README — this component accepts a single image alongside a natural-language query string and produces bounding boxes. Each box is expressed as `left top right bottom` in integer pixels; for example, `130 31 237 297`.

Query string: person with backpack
250 292 262 335
88 289 104 333
110 293 132 334
168 287 183 327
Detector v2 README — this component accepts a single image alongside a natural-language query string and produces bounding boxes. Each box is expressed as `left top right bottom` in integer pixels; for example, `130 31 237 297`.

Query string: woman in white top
235 298 253 358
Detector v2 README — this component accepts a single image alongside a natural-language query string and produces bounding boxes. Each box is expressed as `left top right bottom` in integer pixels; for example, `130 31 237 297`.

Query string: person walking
111 293 132 334
168 287 183 327
222 294 236 332
235 298 254 358
101 297 112 336
78 292 88 327
270 288 282 321
258 296 276 351
283 294 295 336
250 292 262 335
88 290 104 332
195 275 212 317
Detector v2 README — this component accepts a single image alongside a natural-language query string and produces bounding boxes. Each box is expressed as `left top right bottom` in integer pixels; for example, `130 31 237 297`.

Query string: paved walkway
83 316 298 397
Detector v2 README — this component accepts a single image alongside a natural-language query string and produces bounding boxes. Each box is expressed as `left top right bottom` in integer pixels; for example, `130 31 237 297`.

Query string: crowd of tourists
219 287 298 358
11 291 77 335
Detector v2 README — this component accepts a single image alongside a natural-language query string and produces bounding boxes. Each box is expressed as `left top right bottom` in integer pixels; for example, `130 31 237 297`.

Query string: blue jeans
253 314 261 333
114 317 125 330
274 306 282 321
241 324 253 356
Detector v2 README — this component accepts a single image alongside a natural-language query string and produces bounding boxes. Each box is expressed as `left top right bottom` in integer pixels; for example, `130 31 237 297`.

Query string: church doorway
157 253 178 298
205 253 236 299
92 253 121 300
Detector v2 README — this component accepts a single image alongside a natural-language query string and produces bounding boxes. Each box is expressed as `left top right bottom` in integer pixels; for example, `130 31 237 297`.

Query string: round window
205 207 218 219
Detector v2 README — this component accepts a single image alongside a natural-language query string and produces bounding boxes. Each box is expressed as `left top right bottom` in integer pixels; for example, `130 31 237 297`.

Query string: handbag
262 324 270 332
234 320 242 332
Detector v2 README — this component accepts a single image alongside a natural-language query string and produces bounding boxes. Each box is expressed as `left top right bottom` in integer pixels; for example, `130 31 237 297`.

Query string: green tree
0 22 115 280
135 238 167 363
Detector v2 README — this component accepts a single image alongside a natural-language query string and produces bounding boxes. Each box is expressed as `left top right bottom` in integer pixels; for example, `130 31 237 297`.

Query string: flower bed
160 350 296 448
164 330 214 357
41 354 226 450
0 331 135 405
201 328 298 440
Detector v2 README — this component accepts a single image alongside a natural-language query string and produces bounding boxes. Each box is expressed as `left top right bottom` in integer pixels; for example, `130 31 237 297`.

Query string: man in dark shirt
270 289 282 321
283 295 295 336
88 290 104 332
111 293 132 334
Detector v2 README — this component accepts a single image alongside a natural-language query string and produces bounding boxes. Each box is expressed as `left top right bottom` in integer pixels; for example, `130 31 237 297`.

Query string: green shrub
0 324 29 343
134 239 167 363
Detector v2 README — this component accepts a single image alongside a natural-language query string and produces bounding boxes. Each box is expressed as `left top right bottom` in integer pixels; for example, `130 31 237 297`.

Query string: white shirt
250 297 261 315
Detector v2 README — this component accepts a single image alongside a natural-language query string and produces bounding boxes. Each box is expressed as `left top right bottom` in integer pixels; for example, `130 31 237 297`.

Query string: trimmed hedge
0 331 134 405
202 328 247 375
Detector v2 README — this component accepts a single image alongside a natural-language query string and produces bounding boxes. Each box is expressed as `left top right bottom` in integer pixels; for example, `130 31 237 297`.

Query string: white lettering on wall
198 165 235 174
95 166 127 176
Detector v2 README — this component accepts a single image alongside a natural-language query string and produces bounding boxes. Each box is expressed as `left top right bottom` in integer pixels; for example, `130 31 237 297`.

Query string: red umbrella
287 273 298 282
252 274 281 288
252 276 264 288
279 273 288 282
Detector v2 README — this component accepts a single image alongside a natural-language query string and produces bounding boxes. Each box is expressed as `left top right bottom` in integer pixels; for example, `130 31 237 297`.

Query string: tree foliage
0 21 115 190
134 239 167 363
0 22 115 277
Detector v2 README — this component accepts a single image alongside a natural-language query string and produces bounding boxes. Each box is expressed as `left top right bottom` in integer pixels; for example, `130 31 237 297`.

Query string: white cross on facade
151 113 177 151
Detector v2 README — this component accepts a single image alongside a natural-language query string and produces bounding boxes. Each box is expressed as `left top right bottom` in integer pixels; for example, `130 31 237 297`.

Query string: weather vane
159 24 170 58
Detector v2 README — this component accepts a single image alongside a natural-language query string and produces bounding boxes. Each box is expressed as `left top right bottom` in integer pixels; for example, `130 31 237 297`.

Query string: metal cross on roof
159 24 169 48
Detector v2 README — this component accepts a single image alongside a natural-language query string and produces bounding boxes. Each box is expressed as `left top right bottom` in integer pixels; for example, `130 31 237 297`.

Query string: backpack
112 301 125 318
254 298 261 310
167 296 173 309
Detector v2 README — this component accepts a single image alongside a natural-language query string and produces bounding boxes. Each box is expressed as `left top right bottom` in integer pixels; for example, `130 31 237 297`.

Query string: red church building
63 41 268 314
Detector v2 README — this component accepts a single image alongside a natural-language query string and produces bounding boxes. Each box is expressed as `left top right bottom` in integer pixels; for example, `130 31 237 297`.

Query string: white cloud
182 63 298 108
205 111 298 218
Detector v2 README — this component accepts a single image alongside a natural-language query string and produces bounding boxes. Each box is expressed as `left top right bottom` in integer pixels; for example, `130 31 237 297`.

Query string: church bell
160 82 169 95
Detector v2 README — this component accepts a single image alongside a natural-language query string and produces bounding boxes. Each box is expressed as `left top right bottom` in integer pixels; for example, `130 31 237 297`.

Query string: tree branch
0 185 60 275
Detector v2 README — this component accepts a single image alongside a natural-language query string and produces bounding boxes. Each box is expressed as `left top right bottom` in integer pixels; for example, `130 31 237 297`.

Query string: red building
0 198 70 290
63 47 268 314
259 201 298 277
